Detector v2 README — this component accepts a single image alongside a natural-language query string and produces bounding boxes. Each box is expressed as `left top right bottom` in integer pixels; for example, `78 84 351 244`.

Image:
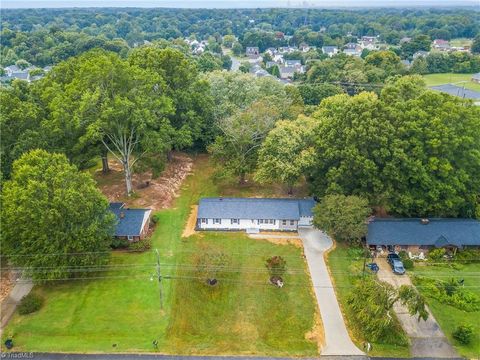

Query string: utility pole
155 249 163 309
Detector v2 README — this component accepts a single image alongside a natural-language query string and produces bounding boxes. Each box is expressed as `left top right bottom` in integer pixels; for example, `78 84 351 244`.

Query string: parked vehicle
387 253 406 274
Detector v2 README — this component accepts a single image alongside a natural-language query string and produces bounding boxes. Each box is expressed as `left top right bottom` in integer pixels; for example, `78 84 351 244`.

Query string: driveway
376 258 459 358
298 227 364 356
1 277 33 330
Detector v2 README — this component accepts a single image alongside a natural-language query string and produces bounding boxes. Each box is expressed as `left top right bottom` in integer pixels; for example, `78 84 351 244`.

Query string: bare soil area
96 152 193 211
182 205 198 238
0 270 14 303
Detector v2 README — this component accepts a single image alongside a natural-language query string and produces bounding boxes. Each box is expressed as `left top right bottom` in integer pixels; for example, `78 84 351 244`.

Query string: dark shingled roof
109 203 151 237
197 198 316 220
367 218 480 247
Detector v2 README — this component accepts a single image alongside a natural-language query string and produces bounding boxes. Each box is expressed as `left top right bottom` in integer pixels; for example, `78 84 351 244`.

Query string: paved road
298 227 364 356
376 259 459 358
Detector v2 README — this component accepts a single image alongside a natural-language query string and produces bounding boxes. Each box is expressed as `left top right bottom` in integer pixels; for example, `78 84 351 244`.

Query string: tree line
2 8 479 66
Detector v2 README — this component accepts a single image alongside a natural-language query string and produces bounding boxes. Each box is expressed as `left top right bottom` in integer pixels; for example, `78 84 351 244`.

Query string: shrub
151 213 161 224
455 249 480 263
414 276 480 311
18 293 44 315
402 258 414 270
265 256 287 278
111 238 129 249
453 324 474 344
128 237 152 252
428 248 446 261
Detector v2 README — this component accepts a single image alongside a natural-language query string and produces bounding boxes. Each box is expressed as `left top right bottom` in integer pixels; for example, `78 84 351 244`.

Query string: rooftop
197 197 316 220
367 218 480 248
109 203 151 237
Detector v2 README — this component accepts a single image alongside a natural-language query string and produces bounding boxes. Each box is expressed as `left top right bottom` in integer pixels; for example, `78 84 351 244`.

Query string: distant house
430 84 480 105
109 202 152 241
265 61 277 68
322 46 338 57
432 39 451 51
196 198 316 232
343 43 362 57
413 50 429 59
284 59 302 68
3 65 30 82
246 46 260 57
367 218 480 253
400 37 412 44
472 73 480 83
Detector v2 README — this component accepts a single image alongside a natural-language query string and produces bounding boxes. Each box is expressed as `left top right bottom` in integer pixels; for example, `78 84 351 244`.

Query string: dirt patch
96 152 193 211
258 237 303 248
0 270 14 303
305 308 325 354
182 205 198 238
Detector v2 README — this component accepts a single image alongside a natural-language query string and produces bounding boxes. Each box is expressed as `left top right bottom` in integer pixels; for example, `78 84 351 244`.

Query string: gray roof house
367 218 480 249
322 46 338 57
196 197 316 231
109 202 152 241
472 73 480 83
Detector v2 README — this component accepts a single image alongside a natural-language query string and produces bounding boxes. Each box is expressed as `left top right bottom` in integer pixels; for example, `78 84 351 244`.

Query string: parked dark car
387 253 406 275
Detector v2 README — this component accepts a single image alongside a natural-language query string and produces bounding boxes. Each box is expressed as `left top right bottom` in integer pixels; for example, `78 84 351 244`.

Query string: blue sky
2 0 478 8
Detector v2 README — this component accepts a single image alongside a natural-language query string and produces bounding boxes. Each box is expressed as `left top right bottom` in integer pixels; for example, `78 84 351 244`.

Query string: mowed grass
326 244 410 358
423 73 480 91
412 263 480 359
3 155 319 356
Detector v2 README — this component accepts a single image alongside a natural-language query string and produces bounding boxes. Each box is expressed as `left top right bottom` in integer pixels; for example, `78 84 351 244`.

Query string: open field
423 73 480 91
326 244 410 358
412 263 480 359
2 155 320 356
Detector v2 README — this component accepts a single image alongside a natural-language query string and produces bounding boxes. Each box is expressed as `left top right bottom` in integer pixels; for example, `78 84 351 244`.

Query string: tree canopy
1 149 115 281
309 76 480 217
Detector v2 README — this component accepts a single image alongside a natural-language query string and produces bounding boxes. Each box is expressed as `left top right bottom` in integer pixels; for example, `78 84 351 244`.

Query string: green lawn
326 244 410 358
412 263 480 359
423 73 480 91
449 38 473 48
3 155 319 356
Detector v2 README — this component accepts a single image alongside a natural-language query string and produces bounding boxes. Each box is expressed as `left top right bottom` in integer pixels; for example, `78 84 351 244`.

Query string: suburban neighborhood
1 3 480 360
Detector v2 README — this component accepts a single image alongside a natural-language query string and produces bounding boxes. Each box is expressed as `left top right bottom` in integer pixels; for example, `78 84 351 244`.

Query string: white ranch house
196 197 316 232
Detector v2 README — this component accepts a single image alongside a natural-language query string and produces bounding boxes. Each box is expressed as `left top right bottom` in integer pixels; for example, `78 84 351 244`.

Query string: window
258 219 264 224
290 220 295 225
231 219 239 224
201 218 207 224
269 219 275 224
127 235 134 241
282 220 287 226
214 218 221 224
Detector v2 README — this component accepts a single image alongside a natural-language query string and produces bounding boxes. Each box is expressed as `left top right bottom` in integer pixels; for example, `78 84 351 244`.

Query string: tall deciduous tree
40 49 174 195
313 195 371 243
209 99 282 184
1 149 116 281
310 76 480 217
255 116 317 194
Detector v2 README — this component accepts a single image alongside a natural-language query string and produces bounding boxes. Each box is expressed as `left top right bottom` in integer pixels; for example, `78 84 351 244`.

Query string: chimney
120 211 125 219
420 218 429 225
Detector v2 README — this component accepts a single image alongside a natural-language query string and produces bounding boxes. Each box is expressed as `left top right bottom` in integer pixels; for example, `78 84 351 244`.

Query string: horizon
2 0 479 9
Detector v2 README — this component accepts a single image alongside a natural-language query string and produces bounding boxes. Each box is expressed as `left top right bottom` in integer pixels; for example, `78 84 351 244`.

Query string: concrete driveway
298 227 364 356
376 258 459 358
